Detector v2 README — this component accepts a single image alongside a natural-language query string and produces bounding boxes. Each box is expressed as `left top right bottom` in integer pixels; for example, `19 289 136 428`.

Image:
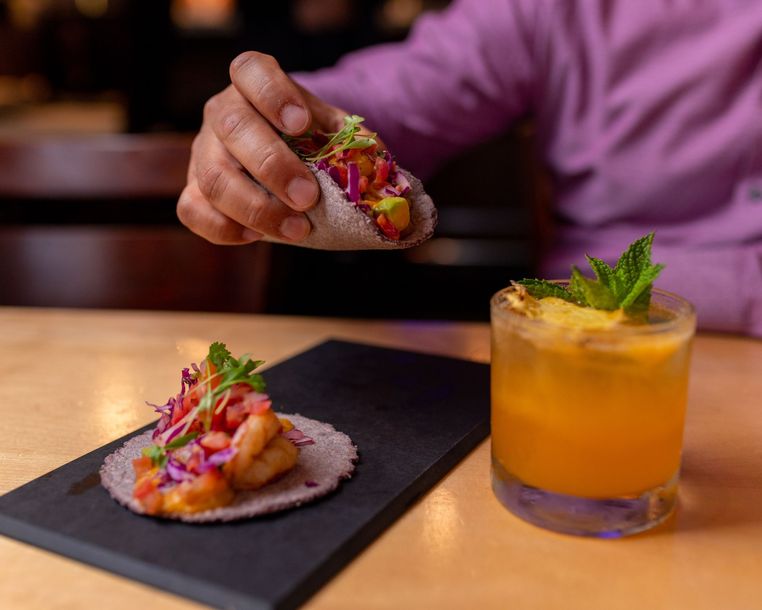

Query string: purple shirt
295 0 762 336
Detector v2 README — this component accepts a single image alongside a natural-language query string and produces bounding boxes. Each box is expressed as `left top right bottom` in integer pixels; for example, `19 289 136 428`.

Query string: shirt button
751 187 762 202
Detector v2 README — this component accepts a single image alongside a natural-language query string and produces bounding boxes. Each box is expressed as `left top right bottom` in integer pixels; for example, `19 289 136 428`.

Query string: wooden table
0 308 760 609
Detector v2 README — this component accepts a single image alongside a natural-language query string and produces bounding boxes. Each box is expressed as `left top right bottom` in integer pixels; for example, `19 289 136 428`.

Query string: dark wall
0 0 538 320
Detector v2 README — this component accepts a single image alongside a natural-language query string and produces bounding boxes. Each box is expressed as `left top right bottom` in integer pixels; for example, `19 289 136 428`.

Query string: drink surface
491 287 694 498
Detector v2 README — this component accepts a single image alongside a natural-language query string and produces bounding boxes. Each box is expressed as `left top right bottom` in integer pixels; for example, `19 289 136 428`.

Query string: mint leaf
569 266 619 310
613 232 655 292
585 255 623 300
620 263 665 312
612 232 664 314
627 286 653 320
517 279 576 302
207 341 232 369
567 268 588 306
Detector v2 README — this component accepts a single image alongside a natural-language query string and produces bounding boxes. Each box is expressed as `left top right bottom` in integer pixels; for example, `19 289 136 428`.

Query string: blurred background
0 0 545 320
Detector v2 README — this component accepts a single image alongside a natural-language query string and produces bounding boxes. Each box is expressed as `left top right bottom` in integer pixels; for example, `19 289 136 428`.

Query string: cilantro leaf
165 432 199 450
142 444 168 468
517 279 577 302
207 341 232 369
217 354 266 393
191 346 267 430
141 433 198 469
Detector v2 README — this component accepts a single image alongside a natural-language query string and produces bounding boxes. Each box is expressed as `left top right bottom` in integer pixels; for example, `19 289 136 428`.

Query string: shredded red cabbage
393 171 411 195
164 424 184 444
147 400 172 415
327 165 343 188
208 446 238 466
346 162 360 203
283 428 316 447
153 414 171 438
180 367 194 394
157 473 175 491
381 185 400 197
166 458 194 482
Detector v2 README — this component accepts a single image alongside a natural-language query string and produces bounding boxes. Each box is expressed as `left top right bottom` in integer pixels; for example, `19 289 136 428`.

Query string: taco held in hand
281 115 437 250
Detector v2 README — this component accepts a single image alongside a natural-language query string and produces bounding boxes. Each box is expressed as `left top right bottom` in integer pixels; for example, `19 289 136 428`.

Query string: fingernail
287 176 318 210
241 228 262 242
281 104 308 133
280 215 311 241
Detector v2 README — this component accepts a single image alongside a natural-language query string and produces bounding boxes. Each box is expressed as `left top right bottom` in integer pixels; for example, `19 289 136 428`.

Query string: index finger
206 86 319 212
229 51 311 136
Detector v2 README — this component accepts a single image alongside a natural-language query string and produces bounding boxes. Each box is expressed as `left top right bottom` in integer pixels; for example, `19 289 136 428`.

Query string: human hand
177 52 350 245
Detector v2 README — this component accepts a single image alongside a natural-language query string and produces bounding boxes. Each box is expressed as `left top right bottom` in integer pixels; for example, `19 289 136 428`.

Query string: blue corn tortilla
267 167 437 250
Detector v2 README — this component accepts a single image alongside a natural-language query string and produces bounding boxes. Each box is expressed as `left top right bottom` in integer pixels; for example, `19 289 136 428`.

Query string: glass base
491 460 677 538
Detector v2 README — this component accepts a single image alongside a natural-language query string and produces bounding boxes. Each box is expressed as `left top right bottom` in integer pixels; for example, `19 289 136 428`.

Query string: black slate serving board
0 339 490 610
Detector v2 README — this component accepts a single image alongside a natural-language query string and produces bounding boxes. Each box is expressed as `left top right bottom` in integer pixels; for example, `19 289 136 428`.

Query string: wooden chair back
0 134 272 313
0 134 192 199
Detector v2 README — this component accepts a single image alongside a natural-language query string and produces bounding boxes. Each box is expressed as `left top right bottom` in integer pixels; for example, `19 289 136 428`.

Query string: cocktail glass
490 284 696 537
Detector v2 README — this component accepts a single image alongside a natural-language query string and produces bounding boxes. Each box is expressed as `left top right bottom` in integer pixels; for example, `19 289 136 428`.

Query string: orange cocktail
490 285 695 536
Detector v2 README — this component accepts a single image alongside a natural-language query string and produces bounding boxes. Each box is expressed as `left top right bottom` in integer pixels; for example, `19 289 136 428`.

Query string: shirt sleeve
292 0 539 178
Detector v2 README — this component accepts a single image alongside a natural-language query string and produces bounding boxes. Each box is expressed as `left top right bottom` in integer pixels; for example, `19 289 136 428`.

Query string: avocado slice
373 197 410 231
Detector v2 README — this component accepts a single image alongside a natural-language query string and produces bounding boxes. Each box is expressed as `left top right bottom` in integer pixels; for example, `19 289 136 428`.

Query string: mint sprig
518 232 664 316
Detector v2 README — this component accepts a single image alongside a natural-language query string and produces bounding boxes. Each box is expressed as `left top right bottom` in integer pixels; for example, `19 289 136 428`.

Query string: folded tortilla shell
267 166 437 250
100 413 357 523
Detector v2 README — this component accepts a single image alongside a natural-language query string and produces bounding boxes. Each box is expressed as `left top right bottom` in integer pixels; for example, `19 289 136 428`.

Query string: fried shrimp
228 408 281 465
223 408 297 489
162 471 235 514
226 435 298 490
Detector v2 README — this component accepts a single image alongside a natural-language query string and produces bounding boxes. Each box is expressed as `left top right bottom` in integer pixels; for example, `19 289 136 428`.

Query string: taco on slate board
100 342 357 523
